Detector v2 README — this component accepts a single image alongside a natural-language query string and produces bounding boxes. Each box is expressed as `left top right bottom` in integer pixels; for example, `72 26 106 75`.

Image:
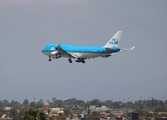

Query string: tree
104 100 113 108
112 102 120 108
152 112 159 119
77 113 82 120
20 109 26 120
0 101 2 106
36 99 44 109
70 113 74 120
63 107 71 117
52 99 63 108
23 99 29 110
137 100 143 109
64 98 77 107
9 107 16 120
108 113 115 120
90 111 100 120
89 99 101 107
127 101 134 108
154 106 167 112
48 116 57 120
23 99 29 105
75 100 85 107
121 112 130 119
25 108 46 120
2 99 9 107
56 113 65 120
52 97 57 103
165 100 167 107
29 102 36 109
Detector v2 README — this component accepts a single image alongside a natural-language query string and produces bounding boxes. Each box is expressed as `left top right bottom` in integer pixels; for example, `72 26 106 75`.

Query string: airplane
41 31 135 63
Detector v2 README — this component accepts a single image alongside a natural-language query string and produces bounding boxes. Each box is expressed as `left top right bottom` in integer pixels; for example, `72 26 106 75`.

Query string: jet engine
51 51 58 55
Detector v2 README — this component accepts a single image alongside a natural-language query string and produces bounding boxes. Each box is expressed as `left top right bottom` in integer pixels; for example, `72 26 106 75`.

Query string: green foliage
63 107 71 117
89 99 101 107
9 107 16 119
75 100 85 107
29 102 36 109
121 112 131 119
90 111 100 119
64 98 77 107
154 106 167 112
107 113 116 119
23 99 29 105
77 113 82 119
112 102 120 108
103 100 113 108
2 100 9 107
25 108 47 120
51 98 63 108
0 97 167 119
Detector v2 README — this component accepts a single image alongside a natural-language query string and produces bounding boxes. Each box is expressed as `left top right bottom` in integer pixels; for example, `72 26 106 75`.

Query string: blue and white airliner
41 31 135 63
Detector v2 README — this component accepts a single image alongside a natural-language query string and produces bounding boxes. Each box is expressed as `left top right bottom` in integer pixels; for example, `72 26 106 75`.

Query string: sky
0 0 167 103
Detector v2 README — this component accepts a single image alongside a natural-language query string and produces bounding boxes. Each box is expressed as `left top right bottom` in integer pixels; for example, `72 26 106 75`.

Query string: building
44 101 49 114
43 101 64 116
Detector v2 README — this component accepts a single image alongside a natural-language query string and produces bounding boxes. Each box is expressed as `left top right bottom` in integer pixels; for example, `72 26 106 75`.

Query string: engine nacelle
51 51 58 55
101 55 111 58
52 56 58 59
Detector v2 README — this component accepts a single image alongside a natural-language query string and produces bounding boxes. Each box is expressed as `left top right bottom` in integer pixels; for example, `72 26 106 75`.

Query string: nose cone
41 47 45 53
41 46 48 55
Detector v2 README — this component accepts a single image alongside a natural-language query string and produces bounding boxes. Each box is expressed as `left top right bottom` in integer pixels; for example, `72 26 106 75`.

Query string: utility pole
34 97 36 109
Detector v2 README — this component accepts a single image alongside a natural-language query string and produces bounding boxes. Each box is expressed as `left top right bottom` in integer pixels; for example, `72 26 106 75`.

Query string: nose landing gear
48 56 52 61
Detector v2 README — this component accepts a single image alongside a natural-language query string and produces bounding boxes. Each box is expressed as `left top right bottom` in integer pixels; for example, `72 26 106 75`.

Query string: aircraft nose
41 47 47 53
41 48 45 52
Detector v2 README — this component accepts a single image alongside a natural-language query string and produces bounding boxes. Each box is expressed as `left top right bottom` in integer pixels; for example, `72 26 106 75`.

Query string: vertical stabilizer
104 31 122 48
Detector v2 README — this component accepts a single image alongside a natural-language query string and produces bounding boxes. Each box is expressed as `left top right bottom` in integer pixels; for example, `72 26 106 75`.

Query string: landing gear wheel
68 58 72 63
48 56 52 61
75 59 85 63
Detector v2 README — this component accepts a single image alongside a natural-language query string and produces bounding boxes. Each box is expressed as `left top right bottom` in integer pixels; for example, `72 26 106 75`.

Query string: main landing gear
68 58 72 63
76 58 85 63
68 58 85 63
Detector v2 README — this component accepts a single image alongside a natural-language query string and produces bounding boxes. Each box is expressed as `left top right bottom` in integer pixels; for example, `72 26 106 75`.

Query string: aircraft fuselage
42 44 120 59
41 31 134 63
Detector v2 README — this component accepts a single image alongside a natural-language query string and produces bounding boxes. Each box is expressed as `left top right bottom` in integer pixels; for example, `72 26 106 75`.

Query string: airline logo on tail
110 38 118 45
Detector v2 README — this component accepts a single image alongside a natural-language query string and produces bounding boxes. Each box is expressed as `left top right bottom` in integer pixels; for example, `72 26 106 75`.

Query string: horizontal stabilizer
120 46 135 52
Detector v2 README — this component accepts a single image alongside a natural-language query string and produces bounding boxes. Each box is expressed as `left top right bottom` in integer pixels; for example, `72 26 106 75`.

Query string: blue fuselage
42 44 120 53
42 44 120 59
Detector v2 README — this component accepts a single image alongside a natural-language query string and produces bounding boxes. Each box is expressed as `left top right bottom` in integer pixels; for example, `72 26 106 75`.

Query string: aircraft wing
56 44 76 58
120 46 135 52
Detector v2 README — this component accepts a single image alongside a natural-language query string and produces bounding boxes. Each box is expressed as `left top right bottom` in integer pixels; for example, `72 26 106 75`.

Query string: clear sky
0 0 167 103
